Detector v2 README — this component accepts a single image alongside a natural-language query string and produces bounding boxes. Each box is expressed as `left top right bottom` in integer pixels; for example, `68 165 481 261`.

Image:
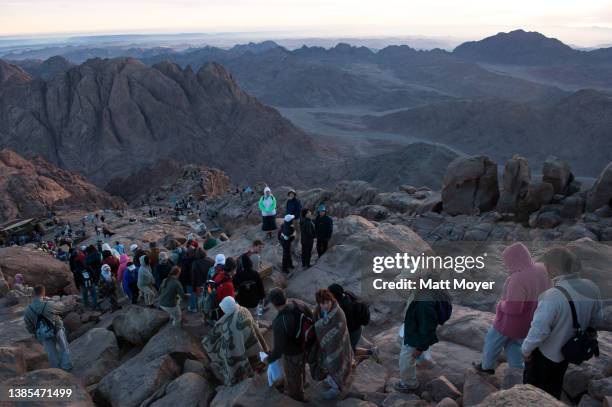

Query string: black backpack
557 286 599 365
283 302 316 352
434 291 453 325
345 291 371 327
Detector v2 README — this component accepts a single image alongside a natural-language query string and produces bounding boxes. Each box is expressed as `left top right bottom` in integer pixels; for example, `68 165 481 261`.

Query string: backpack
283 302 316 352
557 286 599 365
434 291 453 325
345 291 370 327
33 303 56 341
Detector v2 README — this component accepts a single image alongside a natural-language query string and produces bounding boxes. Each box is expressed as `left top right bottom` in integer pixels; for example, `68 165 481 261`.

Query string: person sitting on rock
310 288 354 400
203 296 269 386
394 287 439 393
264 287 313 402
474 242 551 376
259 186 277 240
300 208 316 268
11 273 33 297
137 255 157 308
234 252 266 315
159 266 189 326
202 232 219 251
23 285 72 371
522 247 603 399
99 264 120 312
315 204 333 258
278 214 296 274
328 283 378 361
123 261 139 304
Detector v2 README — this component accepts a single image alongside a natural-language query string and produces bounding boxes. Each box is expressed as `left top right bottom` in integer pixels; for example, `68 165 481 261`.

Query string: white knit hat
214 254 226 266
130 244 138 252
101 243 112 252
284 214 295 222
219 296 236 315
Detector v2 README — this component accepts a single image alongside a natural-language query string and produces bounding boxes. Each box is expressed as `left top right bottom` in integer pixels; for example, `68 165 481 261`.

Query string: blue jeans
186 285 197 311
81 285 98 310
481 326 524 370
42 328 72 371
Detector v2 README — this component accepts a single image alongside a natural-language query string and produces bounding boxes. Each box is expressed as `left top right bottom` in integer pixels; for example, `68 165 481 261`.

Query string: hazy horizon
1 0 612 48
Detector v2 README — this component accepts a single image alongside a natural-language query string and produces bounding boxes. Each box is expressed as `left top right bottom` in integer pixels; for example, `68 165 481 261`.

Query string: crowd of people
18 186 605 403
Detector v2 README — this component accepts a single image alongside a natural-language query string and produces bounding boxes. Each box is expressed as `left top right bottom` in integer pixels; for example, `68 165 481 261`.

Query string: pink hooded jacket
116 254 130 286
493 243 551 339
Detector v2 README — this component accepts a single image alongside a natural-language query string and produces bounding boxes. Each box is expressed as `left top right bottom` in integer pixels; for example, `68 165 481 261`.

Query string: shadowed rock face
0 149 123 222
0 58 322 189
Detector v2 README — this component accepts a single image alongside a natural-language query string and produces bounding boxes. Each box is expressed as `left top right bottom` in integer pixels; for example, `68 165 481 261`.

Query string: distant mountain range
0 58 323 188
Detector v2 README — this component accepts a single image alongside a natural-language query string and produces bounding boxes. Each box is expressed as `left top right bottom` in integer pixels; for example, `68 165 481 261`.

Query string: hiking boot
393 380 418 393
472 362 495 375
369 346 380 362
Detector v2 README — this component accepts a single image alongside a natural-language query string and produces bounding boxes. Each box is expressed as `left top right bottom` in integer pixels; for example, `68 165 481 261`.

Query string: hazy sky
2 0 612 46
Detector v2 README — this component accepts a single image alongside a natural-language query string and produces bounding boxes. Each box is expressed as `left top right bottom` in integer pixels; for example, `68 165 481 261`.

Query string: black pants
316 238 329 257
523 348 568 399
281 240 293 273
301 239 313 267
128 282 139 304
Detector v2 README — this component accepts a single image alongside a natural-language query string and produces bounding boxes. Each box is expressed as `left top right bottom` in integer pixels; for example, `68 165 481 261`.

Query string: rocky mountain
0 57 323 188
0 60 31 84
453 29 581 65
229 40 281 54
366 89 612 177
0 149 123 222
12 56 74 79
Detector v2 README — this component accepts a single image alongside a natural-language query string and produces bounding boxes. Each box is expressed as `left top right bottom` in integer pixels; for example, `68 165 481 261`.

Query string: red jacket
102 255 120 277
213 271 234 304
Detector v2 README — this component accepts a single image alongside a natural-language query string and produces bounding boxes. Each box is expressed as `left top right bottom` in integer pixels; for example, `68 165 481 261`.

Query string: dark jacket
268 299 313 363
286 198 302 219
154 262 172 289
85 250 102 284
300 218 315 242
279 221 295 243
178 255 195 288
315 215 333 240
158 276 185 308
337 294 361 333
233 254 265 308
191 256 214 288
403 295 439 351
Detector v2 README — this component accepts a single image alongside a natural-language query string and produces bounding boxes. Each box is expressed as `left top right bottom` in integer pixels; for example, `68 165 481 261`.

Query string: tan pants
140 286 157 306
160 303 182 326
283 354 306 401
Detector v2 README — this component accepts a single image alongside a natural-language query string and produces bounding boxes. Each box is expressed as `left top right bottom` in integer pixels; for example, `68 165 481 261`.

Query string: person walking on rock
264 288 313 402
300 208 315 268
279 214 296 274
474 242 551 375
122 261 139 304
522 247 603 399
203 296 269 386
234 252 266 314
191 248 214 311
137 255 157 307
310 288 354 400
395 289 439 393
259 187 277 239
159 266 189 326
24 285 72 371
315 204 333 258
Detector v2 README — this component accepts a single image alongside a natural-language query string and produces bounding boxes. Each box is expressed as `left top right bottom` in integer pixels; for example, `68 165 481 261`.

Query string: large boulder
423 376 461 402
352 359 388 394
442 155 499 216
587 162 612 212
0 246 76 295
475 384 565 406
436 306 495 352
333 180 379 207
497 155 531 214
463 370 498 406
1 368 94 406
516 181 554 220
143 372 214 407
0 346 26 382
566 238 612 299
70 328 120 386
211 376 303 407
95 325 205 407
112 305 169 345
542 156 573 195
373 191 441 215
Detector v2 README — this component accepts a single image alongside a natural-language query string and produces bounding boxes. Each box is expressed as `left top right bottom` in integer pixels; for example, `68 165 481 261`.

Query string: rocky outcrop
0 246 76 295
0 58 322 188
587 162 612 212
442 156 499 215
0 60 31 84
0 149 124 222
70 328 120 386
542 156 574 195
112 305 169 345
475 384 565 406
497 155 531 214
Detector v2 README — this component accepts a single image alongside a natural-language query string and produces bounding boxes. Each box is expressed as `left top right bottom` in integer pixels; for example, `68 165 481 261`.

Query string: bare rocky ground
0 152 611 406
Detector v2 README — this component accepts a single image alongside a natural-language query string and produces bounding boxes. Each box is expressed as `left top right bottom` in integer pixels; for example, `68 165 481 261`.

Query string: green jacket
258 195 277 215
403 295 438 351
158 276 185 308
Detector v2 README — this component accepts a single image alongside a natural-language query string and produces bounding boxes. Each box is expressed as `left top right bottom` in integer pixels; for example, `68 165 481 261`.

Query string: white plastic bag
259 352 284 387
